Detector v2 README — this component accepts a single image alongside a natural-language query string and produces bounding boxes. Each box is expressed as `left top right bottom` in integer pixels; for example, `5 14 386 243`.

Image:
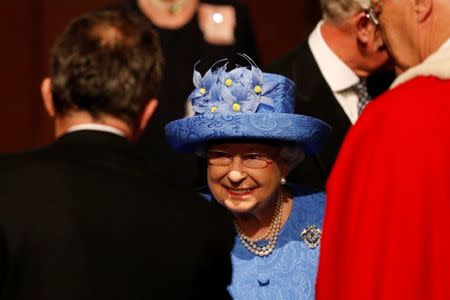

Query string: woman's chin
222 197 256 214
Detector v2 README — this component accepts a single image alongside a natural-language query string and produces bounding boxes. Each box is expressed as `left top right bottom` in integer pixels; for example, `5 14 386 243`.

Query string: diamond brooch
301 225 321 249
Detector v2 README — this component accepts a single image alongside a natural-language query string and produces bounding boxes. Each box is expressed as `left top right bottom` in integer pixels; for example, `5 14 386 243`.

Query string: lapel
292 43 352 139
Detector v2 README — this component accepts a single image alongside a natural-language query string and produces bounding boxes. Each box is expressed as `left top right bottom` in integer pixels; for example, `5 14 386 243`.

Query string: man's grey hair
321 0 370 24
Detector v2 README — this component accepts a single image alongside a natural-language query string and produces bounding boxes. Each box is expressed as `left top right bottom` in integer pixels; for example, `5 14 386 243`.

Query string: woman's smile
224 186 256 198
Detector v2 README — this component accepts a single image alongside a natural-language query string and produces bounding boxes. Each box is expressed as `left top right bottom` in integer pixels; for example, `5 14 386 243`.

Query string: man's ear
41 77 55 118
414 0 432 22
139 98 159 131
355 11 371 44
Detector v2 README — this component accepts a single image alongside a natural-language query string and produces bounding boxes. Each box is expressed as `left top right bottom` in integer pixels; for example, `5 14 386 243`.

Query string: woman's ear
41 77 55 117
279 147 305 176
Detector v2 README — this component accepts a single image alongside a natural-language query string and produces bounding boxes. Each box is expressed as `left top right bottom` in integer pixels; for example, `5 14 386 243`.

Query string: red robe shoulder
316 76 450 300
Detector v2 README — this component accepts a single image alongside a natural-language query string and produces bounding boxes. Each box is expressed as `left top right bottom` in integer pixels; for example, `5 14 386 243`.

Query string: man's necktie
353 79 372 115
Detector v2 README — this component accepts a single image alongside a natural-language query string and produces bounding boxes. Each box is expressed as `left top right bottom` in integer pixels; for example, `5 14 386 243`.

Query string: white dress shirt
308 21 361 124
66 123 125 136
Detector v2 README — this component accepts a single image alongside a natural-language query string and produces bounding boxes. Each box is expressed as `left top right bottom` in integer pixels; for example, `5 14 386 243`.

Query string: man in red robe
316 0 450 299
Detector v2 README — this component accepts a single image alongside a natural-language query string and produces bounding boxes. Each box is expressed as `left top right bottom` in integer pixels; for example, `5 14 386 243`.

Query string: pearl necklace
147 0 188 14
233 189 285 257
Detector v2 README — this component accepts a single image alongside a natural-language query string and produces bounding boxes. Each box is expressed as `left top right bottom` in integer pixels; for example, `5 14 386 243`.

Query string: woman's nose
227 157 247 182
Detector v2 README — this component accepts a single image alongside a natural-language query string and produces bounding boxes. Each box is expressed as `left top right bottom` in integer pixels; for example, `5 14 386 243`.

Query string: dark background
0 0 321 152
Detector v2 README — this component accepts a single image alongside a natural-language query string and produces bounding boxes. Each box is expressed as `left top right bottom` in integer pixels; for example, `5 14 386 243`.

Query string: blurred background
0 0 321 152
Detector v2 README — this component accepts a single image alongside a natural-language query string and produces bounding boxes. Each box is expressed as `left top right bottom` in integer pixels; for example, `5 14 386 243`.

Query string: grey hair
279 144 305 170
321 0 370 24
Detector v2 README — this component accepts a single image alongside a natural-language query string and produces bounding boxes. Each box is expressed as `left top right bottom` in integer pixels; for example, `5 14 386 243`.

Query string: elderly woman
165 60 331 299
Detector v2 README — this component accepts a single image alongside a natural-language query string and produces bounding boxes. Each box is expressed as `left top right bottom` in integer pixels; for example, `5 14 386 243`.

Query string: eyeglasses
207 150 275 169
364 1 382 26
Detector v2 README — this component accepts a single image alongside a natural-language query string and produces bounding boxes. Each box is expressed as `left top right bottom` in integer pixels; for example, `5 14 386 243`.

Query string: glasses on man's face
207 150 275 169
364 1 382 26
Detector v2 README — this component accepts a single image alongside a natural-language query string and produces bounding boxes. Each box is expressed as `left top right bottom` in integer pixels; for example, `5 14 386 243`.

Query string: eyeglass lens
207 151 273 168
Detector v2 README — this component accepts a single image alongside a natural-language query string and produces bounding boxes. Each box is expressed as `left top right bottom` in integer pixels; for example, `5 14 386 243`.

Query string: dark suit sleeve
193 199 234 299
185 191 234 299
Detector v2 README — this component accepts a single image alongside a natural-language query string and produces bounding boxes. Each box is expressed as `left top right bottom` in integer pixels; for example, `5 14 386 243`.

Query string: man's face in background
372 0 421 71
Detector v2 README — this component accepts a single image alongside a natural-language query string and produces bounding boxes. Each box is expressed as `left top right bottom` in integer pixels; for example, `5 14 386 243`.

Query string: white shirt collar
439 37 450 50
66 123 125 136
308 20 360 92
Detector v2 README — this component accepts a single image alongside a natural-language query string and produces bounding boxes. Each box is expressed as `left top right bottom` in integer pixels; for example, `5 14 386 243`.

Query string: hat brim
165 113 331 155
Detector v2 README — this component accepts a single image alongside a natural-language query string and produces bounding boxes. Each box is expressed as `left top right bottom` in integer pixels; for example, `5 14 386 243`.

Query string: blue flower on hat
165 55 332 155
189 65 225 114
220 79 256 113
219 66 250 88
205 84 227 114
189 59 278 115
248 66 277 112
216 67 255 113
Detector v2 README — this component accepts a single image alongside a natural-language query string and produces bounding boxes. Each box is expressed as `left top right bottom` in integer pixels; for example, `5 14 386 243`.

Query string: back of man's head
49 8 163 128
321 0 370 25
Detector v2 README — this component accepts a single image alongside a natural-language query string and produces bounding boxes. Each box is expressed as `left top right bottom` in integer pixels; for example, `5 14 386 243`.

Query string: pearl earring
280 177 286 185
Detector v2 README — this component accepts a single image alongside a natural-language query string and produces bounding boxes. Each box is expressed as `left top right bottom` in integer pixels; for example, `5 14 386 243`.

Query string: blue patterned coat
224 186 325 300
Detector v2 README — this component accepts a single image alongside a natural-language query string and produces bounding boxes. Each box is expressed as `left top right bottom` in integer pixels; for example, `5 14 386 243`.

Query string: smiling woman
165 58 332 299
207 142 286 216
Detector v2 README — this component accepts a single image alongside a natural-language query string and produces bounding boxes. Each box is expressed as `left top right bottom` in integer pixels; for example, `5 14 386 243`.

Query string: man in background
317 0 450 298
0 8 233 299
268 0 394 188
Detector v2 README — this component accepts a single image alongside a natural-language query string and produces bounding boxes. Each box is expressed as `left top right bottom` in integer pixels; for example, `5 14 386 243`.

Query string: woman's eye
244 153 266 160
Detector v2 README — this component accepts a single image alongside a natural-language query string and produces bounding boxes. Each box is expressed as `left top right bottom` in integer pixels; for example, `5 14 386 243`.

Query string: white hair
321 0 370 24
279 144 305 170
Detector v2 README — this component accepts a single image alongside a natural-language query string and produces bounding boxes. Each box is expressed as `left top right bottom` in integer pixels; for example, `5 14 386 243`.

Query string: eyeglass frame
363 1 382 26
206 150 277 169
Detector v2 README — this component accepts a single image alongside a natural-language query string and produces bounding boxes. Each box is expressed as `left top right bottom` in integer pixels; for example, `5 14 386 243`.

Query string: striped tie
353 79 372 115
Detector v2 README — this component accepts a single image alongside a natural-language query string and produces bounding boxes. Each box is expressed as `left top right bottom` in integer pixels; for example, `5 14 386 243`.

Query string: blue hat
165 59 331 155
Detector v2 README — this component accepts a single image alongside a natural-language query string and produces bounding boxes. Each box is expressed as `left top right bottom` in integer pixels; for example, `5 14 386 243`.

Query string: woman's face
206 142 288 216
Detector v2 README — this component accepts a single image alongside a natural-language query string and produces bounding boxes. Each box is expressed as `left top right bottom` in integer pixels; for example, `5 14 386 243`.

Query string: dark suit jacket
0 130 233 300
267 42 393 188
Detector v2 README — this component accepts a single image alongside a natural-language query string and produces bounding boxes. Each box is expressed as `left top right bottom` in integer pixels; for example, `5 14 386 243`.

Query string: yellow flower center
225 79 233 87
210 106 218 113
254 85 262 94
232 103 241 112
200 87 207 95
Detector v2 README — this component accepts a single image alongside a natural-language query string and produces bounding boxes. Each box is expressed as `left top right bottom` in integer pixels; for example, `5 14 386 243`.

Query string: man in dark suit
268 0 394 188
0 8 233 300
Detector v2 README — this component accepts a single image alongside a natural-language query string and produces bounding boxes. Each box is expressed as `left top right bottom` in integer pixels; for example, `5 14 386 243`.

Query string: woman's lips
225 187 255 197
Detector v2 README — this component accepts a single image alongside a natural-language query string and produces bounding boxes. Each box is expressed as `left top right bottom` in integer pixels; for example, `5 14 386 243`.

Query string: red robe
316 75 450 300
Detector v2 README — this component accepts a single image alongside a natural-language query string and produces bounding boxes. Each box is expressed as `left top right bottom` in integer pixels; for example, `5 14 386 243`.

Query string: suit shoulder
0 147 51 169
